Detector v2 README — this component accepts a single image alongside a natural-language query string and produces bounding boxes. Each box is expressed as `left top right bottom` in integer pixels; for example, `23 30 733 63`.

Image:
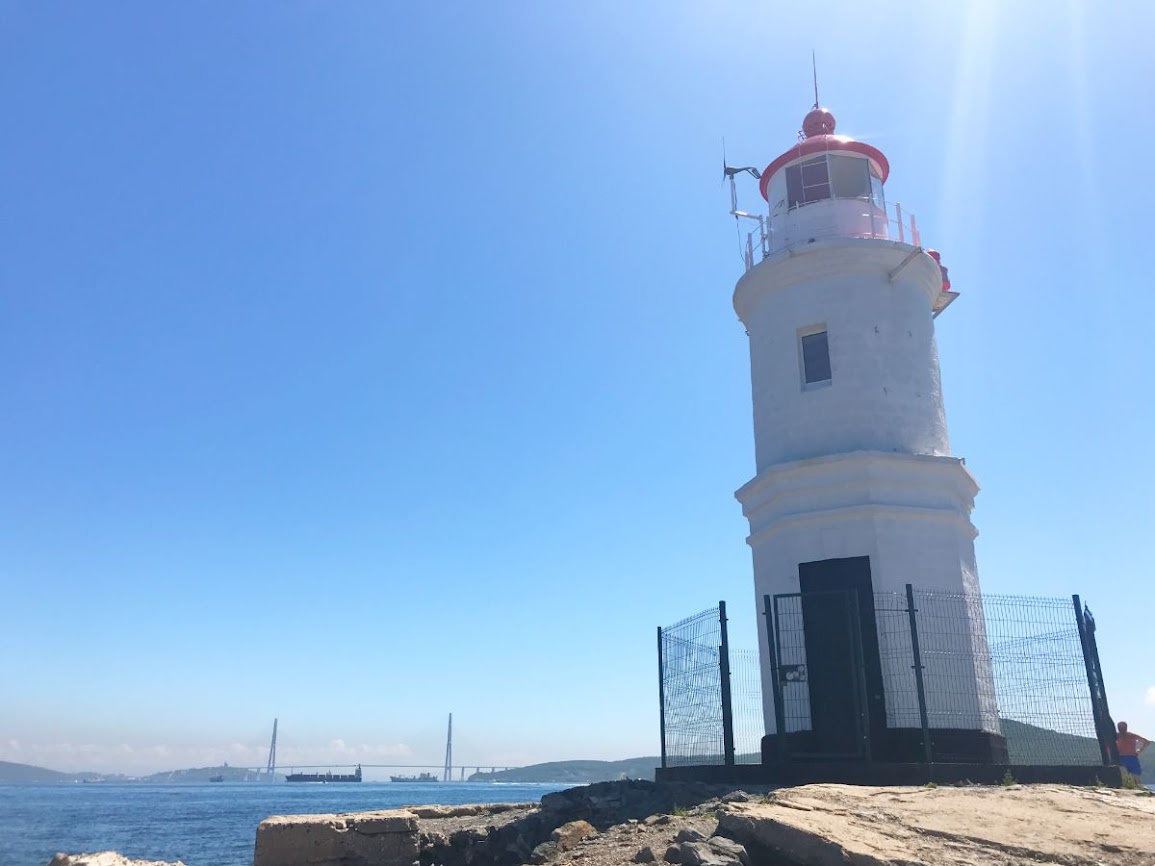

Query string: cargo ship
286 765 362 783
389 772 437 783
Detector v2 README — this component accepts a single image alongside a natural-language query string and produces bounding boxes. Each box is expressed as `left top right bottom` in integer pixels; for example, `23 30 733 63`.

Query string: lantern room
758 108 903 253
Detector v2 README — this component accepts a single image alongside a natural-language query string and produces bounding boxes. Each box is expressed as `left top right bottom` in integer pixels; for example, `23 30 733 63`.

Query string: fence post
718 601 736 766
763 594 788 763
1073 596 1115 766
847 590 872 762
905 584 933 764
657 626 667 769
1083 604 1118 764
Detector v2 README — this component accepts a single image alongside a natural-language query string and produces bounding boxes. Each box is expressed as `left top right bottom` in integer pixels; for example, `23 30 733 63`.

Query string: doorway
797 556 887 758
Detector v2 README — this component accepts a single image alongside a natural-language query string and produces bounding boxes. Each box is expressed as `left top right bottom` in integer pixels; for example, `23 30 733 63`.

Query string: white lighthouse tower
732 105 1004 763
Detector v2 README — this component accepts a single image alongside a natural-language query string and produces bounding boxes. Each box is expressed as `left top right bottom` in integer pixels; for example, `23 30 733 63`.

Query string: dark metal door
772 588 864 760
797 556 886 759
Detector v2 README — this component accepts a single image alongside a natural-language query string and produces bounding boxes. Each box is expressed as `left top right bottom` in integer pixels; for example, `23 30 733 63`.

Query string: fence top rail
771 588 1082 603
662 605 720 632
890 589 1077 607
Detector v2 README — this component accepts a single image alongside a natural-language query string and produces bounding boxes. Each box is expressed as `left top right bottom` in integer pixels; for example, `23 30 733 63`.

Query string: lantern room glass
783 154 883 210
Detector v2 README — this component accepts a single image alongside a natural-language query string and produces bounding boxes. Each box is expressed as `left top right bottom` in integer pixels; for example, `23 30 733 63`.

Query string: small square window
801 330 831 385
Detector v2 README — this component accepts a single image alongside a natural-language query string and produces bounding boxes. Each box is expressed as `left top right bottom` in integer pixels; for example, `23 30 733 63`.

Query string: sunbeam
940 0 1001 243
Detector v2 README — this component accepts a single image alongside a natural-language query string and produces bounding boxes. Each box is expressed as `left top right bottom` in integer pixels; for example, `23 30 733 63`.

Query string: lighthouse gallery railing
739 198 922 272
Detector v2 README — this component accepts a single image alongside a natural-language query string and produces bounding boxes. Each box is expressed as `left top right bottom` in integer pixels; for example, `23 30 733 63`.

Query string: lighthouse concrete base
655 761 1122 788
762 727 1009 766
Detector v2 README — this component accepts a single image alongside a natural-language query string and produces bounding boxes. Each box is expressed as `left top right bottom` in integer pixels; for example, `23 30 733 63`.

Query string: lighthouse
732 105 1005 764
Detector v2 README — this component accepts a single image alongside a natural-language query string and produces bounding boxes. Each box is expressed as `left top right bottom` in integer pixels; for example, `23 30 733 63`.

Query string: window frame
785 156 832 209
798 325 832 389
783 153 884 211
827 154 872 200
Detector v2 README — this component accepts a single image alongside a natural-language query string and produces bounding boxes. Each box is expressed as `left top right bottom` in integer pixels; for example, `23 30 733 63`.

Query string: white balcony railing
740 198 922 272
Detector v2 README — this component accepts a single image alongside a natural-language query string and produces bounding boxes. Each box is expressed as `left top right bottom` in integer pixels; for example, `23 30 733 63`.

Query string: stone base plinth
254 810 418 866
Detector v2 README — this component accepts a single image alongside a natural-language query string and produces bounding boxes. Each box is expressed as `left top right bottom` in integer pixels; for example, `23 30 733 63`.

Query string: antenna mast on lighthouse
442 713 453 782
811 50 820 109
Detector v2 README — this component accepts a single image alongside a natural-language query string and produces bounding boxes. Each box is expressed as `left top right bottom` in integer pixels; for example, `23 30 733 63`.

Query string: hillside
1001 719 1103 765
0 760 266 784
1001 718 1155 783
469 757 661 784
468 721 1126 786
141 764 272 783
0 760 107 783
5 721 1148 787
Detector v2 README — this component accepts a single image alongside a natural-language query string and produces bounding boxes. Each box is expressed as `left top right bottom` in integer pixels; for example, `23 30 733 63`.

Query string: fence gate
769 590 872 761
657 602 735 767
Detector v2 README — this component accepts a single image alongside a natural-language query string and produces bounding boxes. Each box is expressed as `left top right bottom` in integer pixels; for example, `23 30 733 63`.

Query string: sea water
0 782 568 866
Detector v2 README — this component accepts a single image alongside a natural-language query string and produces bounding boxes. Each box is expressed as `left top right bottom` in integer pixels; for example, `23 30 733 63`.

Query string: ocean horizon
0 781 569 866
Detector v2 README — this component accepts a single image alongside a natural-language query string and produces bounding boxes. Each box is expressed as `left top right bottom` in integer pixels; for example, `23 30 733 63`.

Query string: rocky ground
412 787 752 866
723 782 1155 866
48 779 1155 866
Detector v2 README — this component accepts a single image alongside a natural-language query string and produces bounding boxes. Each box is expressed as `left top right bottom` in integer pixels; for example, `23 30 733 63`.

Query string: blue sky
2 1 1153 775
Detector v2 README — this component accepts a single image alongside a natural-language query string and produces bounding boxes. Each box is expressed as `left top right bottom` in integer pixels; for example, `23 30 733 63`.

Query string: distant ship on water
285 765 362 783
389 772 438 783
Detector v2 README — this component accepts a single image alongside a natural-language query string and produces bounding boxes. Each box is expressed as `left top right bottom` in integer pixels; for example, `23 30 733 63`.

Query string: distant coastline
0 757 662 786
0 760 273 785
10 728 1142 787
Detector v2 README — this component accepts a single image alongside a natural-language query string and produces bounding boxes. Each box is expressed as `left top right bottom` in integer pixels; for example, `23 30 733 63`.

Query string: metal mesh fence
885 590 1100 764
660 589 1109 769
875 592 921 732
978 594 1101 764
868 589 1003 762
767 587 1108 766
771 595 813 740
659 606 725 766
730 649 764 764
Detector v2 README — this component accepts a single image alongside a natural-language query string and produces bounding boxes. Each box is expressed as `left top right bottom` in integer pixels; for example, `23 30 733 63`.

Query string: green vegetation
0 760 111 784
1000 719 1101 766
1121 770 1144 790
0 760 267 784
1001 770 1016 786
468 757 661 784
1001 719 1152 786
140 764 271 783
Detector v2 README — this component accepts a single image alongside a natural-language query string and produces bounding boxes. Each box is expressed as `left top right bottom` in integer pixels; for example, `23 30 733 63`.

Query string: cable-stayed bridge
250 716 518 781
225 763 519 781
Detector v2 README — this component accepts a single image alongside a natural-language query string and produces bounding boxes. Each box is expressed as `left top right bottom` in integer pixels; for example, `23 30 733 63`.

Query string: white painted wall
734 238 999 741
767 196 892 253
734 239 949 472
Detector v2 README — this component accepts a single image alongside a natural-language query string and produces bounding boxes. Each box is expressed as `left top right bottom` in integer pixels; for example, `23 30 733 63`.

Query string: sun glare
1064 0 1106 258
940 0 1001 241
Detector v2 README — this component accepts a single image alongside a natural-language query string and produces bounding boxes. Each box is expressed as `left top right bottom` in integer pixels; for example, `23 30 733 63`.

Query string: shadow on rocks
418 781 766 866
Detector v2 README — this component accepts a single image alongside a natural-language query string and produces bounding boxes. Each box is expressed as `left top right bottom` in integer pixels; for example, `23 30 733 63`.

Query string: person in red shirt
1116 721 1150 779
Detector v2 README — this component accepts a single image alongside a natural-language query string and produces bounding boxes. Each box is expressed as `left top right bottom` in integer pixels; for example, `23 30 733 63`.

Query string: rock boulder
254 809 418 866
47 855 183 866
